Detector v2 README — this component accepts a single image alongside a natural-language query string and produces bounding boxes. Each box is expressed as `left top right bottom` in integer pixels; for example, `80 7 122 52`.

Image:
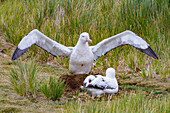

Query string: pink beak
86 37 92 43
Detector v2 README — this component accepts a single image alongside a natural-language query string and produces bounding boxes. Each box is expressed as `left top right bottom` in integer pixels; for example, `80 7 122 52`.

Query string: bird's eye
83 82 87 87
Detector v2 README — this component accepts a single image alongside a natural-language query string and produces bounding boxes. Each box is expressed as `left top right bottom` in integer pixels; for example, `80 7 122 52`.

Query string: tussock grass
8 60 66 100
65 91 169 113
0 0 169 78
8 60 39 97
41 76 66 101
0 55 169 112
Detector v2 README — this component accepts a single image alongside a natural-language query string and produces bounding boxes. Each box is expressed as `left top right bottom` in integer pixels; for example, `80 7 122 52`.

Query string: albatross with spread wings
12 29 158 74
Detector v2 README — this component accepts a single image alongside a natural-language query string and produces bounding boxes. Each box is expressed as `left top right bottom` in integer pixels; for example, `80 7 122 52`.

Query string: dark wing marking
90 30 158 61
105 86 116 89
87 84 105 90
86 76 115 90
137 46 158 59
12 29 73 60
12 47 30 60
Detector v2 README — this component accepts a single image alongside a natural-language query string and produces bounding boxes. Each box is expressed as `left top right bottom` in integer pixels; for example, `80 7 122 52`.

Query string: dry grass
0 53 169 112
0 0 169 112
0 0 169 78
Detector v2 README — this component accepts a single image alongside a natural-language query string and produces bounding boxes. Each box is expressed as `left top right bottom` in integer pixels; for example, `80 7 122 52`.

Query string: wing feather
91 30 158 61
12 29 73 60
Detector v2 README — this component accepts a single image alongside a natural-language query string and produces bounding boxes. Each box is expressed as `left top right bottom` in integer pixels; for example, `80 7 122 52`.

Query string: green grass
121 85 168 95
8 60 66 100
8 60 39 97
0 0 169 78
0 56 169 112
0 0 169 112
41 76 66 101
65 91 169 113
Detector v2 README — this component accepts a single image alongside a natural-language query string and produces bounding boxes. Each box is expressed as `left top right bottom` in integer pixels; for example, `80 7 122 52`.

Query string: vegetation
65 91 169 113
0 53 169 112
41 76 66 101
8 60 39 97
0 0 169 112
0 0 169 78
8 60 66 100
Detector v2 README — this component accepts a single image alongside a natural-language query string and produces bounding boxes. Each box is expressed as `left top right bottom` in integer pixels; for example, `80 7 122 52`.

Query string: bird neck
76 40 89 48
106 74 115 79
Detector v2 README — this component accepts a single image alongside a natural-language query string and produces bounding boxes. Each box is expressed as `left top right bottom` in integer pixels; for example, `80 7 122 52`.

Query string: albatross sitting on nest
12 29 158 74
81 68 118 97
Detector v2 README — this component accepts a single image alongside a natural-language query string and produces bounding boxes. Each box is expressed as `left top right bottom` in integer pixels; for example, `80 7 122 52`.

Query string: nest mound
59 74 89 93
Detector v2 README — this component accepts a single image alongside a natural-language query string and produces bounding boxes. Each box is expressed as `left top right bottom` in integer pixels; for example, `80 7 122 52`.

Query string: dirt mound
59 74 89 93
0 35 14 57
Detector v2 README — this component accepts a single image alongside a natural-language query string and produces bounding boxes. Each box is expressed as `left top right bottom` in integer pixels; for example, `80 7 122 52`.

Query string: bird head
106 68 116 78
79 32 92 43
82 75 95 88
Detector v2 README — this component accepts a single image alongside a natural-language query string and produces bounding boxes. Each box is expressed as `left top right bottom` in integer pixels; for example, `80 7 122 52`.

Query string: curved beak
86 36 92 43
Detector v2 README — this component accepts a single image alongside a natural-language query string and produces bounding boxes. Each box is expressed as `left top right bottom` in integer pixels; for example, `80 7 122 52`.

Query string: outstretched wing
12 29 73 60
90 30 158 61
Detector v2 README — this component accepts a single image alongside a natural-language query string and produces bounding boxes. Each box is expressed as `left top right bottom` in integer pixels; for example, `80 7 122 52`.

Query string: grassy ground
0 37 169 112
0 54 169 113
0 0 169 112
0 0 169 78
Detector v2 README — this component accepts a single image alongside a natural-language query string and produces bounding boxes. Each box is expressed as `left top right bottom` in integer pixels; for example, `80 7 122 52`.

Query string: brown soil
59 74 89 93
0 36 14 55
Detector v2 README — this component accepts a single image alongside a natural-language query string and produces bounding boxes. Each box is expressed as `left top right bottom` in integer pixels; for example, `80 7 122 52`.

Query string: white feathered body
69 42 94 74
12 29 158 74
81 71 118 97
86 75 118 97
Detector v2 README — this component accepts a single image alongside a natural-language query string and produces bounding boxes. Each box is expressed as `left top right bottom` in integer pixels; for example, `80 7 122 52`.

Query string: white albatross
81 68 118 97
12 29 158 74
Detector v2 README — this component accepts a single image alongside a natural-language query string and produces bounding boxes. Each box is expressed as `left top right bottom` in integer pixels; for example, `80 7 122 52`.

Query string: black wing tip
12 47 19 60
12 47 29 60
146 46 158 59
138 46 158 59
